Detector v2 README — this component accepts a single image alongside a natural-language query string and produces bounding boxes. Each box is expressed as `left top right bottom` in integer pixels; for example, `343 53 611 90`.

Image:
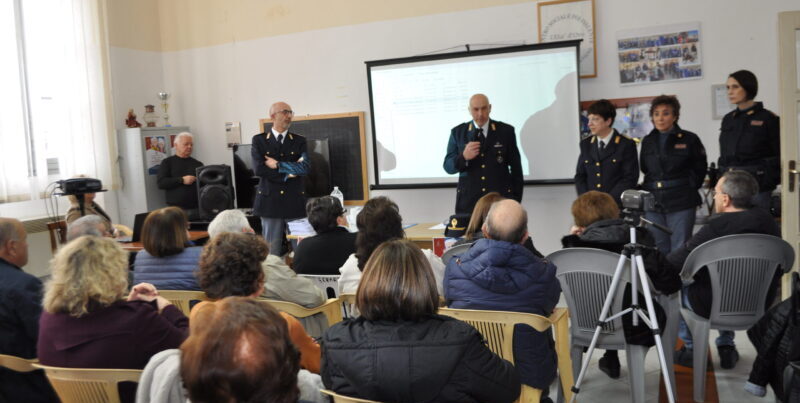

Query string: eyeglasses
276 109 294 116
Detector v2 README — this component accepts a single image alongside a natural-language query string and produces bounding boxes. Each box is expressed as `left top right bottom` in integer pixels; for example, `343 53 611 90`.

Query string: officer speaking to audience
443 94 523 215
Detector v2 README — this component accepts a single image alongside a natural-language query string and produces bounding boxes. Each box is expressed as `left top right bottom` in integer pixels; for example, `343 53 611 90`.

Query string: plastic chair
260 298 344 327
679 233 795 402
157 290 208 316
298 274 341 299
547 247 676 403
440 242 472 265
0 354 38 372
339 293 358 318
32 364 142 403
321 389 384 403
438 307 574 403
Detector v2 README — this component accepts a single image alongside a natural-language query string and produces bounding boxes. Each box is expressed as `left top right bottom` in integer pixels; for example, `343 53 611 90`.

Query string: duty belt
642 178 690 190
724 165 764 176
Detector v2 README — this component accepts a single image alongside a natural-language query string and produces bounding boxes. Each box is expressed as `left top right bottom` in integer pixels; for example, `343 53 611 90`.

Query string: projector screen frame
365 40 582 191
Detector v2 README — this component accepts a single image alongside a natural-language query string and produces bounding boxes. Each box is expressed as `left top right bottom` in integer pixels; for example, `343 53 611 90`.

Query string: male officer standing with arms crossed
251 101 310 256
443 94 523 214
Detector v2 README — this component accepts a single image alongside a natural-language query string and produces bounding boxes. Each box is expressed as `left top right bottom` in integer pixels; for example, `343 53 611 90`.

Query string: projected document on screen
367 42 580 187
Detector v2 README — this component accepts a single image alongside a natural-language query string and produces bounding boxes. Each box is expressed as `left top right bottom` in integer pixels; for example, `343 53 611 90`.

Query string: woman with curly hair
38 236 187 403
133 206 202 290
193 232 322 375
337 196 445 294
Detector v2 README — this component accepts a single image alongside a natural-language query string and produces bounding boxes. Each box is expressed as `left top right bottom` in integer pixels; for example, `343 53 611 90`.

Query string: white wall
108 0 800 255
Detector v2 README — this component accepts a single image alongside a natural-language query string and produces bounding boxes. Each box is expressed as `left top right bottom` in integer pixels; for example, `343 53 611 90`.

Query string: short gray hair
173 131 193 146
721 170 759 209
484 200 528 244
208 209 252 238
67 215 108 241
0 218 22 245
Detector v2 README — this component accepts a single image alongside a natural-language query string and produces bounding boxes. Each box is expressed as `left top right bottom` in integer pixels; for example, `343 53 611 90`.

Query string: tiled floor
549 332 773 402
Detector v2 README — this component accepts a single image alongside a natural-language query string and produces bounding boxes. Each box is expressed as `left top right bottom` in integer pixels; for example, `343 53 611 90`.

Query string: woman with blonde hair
38 236 187 403
322 239 520 403
133 206 202 290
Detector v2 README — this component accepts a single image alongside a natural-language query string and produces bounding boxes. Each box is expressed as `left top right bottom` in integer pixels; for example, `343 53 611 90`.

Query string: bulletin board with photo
616 22 702 86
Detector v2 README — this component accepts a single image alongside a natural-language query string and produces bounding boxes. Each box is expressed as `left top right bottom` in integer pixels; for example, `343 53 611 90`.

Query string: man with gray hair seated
669 170 780 372
157 131 204 219
66 215 112 241
207 209 326 309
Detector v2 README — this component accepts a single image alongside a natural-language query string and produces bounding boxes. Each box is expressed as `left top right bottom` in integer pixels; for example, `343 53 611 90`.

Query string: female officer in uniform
718 70 780 210
639 95 707 254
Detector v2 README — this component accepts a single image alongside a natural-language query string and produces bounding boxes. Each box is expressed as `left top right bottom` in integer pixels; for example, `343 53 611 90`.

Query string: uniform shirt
718 102 780 192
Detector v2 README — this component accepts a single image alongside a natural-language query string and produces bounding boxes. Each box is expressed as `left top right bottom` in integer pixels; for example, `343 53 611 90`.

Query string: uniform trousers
644 208 695 255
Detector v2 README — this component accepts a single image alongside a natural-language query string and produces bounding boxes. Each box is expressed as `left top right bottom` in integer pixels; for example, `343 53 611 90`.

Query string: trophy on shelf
158 92 171 127
142 104 158 127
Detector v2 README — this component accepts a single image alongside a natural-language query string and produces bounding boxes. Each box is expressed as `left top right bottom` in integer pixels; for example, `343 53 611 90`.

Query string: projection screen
366 41 581 189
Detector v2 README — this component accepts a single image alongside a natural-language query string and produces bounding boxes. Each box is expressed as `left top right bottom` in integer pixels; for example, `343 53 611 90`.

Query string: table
404 222 445 250
286 222 445 251
120 230 209 252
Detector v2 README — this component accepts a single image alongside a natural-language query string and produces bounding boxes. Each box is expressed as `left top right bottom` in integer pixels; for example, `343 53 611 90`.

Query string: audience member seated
136 297 325 403
64 186 113 231
444 200 560 399
133 207 202 290
38 236 188 403
453 192 543 257
669 170 780 370
0 218 57 402
66 214 113 241
561 191 681 379
338 196 445 294
293 196 357 275
207 209 328 337
194 232 321 374
323 239 521 402
208 209 326 307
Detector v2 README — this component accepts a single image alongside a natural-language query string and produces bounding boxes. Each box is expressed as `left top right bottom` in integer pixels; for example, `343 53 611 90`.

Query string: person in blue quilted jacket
444 199 561 400
133 207 202 290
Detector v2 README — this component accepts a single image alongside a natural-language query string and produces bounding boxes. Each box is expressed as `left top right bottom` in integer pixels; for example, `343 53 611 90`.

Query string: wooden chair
321 389 384 403
32 364 142 403
157 290 208 316
46 220 68 253
0 354 38 372
260 298 344 326
438 307 573 403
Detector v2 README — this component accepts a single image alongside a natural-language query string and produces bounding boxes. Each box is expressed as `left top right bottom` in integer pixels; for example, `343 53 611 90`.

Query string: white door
778 11 800 297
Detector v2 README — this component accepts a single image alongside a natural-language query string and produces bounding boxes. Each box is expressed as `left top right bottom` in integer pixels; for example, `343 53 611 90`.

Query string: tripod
569 213 675 403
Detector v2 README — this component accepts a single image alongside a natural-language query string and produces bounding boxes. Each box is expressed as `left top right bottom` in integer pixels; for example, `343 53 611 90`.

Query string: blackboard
259 112 368 205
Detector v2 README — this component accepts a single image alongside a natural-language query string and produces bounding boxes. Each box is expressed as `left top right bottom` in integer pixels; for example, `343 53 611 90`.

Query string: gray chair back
680 233 795 330
441 243 472 265
547 248 629 350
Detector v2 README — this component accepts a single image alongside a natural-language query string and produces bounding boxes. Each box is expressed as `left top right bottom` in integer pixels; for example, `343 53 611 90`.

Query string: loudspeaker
196 165 234 220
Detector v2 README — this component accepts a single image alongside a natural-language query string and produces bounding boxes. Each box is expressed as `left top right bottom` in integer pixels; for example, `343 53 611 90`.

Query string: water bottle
331 186 344 208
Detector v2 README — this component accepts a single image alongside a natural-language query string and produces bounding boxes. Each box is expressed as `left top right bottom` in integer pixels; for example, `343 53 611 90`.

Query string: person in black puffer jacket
322 239 520 403
745 273 800 399
561 191 681 379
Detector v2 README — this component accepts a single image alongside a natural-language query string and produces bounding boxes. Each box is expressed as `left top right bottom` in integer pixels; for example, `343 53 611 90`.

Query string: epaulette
491 123 496 131
615 136 621 144
265 132 272 139
468 123 474 131
590 136 596 143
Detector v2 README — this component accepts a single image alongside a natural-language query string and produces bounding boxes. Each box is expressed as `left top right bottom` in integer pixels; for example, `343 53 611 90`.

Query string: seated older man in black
669 170 780 370
0 218 57 402
292 196 356 275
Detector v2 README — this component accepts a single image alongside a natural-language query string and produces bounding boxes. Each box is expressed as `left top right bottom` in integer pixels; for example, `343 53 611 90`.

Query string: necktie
277 134 284 144
477 128 484 139
599 141 605 152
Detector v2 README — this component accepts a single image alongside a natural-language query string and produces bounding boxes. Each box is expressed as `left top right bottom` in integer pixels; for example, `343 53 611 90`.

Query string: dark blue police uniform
574 129 639 203
718 102 780 208
639 125 707 254
251 131 309 254
443 120 523 214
